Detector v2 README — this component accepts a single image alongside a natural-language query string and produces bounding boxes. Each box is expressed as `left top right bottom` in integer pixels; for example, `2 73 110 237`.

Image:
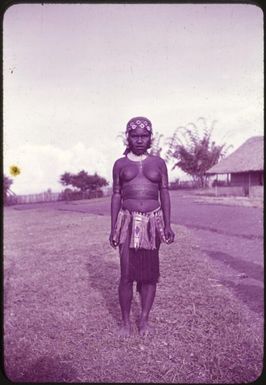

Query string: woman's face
127 127 151 155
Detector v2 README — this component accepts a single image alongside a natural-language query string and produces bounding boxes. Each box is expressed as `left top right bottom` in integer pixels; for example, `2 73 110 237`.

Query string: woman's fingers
165 230 175 244
109 239 118 248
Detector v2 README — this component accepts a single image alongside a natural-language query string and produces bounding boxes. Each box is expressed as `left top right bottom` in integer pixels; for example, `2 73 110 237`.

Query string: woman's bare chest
120 162 161 183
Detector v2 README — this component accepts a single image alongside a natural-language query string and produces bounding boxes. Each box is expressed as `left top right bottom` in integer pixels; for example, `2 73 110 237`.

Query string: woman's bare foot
139 319 153 337
117 323 131 337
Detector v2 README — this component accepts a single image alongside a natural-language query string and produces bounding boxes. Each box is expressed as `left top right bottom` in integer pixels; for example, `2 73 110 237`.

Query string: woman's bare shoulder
148 154 166 165
113 156 127 168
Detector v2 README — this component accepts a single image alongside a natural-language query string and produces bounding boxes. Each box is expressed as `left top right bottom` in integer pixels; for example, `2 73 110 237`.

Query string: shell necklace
127 151 148 170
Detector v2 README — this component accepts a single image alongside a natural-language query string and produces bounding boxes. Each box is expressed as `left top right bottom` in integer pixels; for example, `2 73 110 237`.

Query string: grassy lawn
4 206 263 383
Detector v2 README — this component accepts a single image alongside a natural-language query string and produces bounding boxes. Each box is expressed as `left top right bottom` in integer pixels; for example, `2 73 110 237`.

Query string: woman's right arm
110 160 122 247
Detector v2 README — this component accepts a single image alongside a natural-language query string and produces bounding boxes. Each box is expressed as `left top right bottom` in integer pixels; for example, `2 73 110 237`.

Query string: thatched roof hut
206 136 263 174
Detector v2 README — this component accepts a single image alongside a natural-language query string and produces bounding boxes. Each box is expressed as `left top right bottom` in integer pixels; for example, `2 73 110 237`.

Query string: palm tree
165 118 232 187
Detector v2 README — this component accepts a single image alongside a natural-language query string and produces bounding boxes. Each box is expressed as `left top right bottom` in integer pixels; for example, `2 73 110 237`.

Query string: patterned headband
126 117 152 134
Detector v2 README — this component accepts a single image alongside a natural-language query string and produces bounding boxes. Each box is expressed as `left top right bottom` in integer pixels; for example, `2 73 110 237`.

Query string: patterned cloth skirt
113 207 165 292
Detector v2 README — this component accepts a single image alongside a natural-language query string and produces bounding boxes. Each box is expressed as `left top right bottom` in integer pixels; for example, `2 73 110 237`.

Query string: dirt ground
3 205 263 383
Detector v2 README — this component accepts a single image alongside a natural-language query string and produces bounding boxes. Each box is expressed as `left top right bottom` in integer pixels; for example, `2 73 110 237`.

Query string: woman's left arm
159 159 175 243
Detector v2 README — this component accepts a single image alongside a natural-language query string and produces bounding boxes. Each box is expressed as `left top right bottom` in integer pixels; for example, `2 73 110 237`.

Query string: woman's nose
137 136 143 143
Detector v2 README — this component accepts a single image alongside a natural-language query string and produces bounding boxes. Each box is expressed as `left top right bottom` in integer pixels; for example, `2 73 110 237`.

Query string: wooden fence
5 190 105 205
12 192 62 204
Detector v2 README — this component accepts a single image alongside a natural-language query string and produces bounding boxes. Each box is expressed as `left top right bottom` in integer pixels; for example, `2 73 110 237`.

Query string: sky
3 3 264 194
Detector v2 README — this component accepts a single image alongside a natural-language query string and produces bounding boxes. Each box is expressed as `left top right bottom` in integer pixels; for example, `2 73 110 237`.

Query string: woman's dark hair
123 147 131 156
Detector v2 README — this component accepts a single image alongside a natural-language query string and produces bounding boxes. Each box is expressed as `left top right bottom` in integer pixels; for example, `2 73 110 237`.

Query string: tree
59 172 73 187
4 175 13 196
165 118 232 187
150 132 164 156
59 170 108 192
3 175 14 205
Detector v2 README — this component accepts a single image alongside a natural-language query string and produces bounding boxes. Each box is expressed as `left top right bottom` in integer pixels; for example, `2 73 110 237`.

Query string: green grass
4 206 263 383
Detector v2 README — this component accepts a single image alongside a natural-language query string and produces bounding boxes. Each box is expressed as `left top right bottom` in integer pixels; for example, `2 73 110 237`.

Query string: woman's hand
164 226 175 244
109 232 118 249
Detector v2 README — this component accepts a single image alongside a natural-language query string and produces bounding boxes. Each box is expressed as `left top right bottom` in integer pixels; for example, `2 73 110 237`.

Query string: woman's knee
119 276 133 287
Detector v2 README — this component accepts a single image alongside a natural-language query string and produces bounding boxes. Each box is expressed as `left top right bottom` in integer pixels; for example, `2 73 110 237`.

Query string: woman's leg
119 277 133 328
139 282 156 335
118 240 133 337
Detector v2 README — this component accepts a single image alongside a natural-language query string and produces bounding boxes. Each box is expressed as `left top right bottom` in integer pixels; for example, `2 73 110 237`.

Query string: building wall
231 171 263 186
249 186 263 198
216 186 245 196
207 185 263 197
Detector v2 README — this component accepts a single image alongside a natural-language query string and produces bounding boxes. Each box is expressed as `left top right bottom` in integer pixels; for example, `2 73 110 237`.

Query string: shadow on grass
5 355 78 382
85 255 140 327
203 250 263 282
219 279 264 316
203 250 264 315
